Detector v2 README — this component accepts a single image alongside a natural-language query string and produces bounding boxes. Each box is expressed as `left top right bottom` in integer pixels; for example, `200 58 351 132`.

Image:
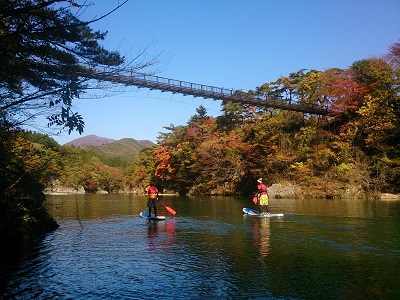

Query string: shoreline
44 183 400 201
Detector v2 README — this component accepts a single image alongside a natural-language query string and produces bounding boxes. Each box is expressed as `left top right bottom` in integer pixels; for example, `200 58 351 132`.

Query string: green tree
169 140 199 194
95 163 124 193
0 0 158 134
350 58 399 154
0 130 58 243
187 105 209 125
0 1 162 247
275 69 307 104
127 147 158 189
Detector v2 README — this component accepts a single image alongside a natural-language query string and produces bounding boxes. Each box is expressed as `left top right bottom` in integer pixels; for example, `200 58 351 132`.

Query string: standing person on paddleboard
145 181 159 218
256 178 269 215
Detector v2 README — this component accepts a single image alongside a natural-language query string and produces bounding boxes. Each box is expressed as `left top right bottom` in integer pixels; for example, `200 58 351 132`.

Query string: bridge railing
93 69 328 115
130 72 236 97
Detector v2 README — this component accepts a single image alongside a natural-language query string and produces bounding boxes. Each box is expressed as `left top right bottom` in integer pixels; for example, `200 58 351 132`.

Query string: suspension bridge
92 71 329 115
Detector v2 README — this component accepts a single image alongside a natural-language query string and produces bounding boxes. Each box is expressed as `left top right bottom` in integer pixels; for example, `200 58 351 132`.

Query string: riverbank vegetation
149 42 400 198
3 42 400 201
43 42 400 198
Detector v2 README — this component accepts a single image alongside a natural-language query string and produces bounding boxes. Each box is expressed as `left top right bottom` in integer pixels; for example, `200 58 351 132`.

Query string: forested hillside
145 43 400 197
64 135 154 168
84 138 153 166
17 133 152 194
3 41 399 199
3 42 399 200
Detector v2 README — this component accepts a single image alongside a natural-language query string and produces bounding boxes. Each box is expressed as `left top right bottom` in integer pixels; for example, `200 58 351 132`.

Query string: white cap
257 178 262 183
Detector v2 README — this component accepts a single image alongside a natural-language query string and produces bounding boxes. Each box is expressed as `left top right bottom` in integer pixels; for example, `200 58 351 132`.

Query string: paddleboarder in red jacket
145 182 159 217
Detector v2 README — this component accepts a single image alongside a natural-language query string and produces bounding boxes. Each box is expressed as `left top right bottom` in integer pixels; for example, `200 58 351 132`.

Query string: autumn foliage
146 42 400 196
2 42 399 201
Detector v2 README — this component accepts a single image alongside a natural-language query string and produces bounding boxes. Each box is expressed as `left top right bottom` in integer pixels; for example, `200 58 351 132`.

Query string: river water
1 194 399 299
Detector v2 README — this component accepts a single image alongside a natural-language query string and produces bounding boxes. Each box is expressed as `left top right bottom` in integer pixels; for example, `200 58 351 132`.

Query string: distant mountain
65 134 154 148
64 135 155 166
64 134 115 147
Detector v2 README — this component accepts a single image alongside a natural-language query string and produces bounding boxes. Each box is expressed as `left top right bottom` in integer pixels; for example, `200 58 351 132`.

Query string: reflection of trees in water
253 218 271 259
147 219 177 251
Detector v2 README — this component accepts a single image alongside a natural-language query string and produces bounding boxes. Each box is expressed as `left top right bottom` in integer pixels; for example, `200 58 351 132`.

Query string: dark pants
147 198 158 216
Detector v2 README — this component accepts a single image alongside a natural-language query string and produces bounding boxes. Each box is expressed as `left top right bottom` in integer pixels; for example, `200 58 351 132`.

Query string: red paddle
157 198 177 216
252 195 258 204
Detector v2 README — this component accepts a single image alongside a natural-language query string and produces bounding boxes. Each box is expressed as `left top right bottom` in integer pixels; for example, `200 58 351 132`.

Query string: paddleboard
243 207 284 218
139 211 166 220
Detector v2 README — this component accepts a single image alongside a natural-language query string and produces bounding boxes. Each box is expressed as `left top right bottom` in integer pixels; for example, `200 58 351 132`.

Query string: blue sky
41 0 400 145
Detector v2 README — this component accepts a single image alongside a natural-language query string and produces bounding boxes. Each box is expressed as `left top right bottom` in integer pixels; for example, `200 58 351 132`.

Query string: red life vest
146 185 158 198
257 183 268 195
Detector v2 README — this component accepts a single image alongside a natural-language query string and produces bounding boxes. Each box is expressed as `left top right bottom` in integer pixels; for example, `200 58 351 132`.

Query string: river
1 194 399 299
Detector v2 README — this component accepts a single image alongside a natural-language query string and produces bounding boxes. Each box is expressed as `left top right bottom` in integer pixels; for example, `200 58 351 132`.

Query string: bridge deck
93 71 328 115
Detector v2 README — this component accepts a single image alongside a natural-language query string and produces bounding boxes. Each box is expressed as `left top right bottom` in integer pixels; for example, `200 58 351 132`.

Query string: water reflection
253 218 271 259
146 218 177 251
147 221 158 251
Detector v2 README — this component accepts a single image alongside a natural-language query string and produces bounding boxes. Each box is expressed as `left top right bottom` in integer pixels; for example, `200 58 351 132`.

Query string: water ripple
2 198 400 299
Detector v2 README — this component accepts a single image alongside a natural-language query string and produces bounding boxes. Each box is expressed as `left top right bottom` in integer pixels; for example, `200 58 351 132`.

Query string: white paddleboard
243 207 284 218
139 211 166 220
